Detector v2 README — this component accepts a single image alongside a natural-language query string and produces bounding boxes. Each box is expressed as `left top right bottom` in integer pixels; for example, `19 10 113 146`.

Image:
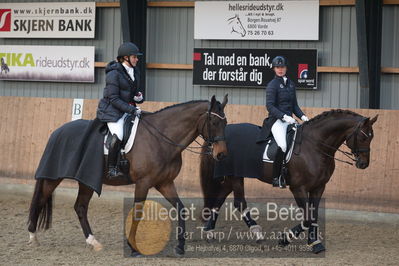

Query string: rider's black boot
272 147 286 188
108 134 124 179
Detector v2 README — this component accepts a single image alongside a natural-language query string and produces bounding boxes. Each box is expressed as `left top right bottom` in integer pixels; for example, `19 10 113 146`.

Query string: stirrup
279 175 287 189
108 167 123 179
272 176 286 188
272 177 280 187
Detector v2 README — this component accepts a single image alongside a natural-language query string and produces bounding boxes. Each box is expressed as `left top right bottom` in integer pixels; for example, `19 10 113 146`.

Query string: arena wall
0 96 397 213
0 1 398 109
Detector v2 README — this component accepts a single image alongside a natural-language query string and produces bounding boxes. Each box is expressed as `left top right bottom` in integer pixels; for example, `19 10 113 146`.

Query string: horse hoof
204 230 216 243
250 225 264 244
28 238 40 246
92 243 103 252
174 246 185 257
130 251 143 258
206 236 216 243
312 243 326 254
278 238 290 247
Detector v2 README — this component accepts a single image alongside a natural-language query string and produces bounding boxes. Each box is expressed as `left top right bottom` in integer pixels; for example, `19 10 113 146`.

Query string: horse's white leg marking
86 234 103 251
249 225 264 241
28 232 39 245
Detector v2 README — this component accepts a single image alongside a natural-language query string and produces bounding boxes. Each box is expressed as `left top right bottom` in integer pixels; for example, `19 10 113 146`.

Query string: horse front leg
127 181 150 257
231 177 263 243
74 183 101 251
202 178 233 242
156 182 186 256
308 185 326 254
279 186 312 247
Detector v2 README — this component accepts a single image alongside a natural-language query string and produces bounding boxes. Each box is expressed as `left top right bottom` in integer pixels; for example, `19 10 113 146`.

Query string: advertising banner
0 2 95 38
193 48 317 89
0 45 95 83
194 1 319 40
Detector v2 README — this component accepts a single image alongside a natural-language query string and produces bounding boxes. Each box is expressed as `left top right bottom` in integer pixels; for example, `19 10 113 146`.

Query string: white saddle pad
262 126 298 163
104 115 140 155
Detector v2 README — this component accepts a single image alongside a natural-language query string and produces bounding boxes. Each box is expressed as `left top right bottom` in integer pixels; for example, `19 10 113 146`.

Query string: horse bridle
345 119 371 156
201 109 226 145
305 118 371 165
139 107 226 155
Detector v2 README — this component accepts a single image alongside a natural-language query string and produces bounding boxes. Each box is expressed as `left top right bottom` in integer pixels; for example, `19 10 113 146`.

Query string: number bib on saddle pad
262 124 298 163
104 114 140 155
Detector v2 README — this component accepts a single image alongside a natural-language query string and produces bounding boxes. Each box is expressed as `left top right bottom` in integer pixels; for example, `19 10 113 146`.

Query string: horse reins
303 119 370 166
139 111 226 155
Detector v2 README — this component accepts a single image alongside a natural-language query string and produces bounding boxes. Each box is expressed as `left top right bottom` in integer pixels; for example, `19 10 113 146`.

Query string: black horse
200 109 378 254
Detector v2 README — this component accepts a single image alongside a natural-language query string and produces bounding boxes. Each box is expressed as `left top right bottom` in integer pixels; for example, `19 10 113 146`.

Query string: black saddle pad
213 123 297 179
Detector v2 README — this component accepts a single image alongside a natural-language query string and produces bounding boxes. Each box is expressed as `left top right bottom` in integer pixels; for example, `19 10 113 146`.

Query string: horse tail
28 179 53 231
200 145 221 215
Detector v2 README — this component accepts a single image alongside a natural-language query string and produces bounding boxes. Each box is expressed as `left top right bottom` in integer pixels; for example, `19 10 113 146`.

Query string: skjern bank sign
0 2 95 38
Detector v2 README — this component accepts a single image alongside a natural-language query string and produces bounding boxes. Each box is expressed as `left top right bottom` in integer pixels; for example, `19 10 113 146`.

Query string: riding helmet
272 56 288 67
117 42 143 57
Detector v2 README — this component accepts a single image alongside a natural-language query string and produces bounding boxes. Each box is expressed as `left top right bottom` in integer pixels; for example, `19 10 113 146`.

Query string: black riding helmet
117 42 143 57
271 56 288 67
117 42 142 68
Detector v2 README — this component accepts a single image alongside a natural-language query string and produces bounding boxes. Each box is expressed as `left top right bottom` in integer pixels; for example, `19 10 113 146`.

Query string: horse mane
150 100 208 114
304 109 364 126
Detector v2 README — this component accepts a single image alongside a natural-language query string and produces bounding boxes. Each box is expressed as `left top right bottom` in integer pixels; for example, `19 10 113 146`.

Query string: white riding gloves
301 115 309 122
134 92 143 102
282 114 296 124
135 107 142 116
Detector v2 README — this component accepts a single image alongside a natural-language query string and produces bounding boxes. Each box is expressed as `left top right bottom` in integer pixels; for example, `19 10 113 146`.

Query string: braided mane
304 109 364 126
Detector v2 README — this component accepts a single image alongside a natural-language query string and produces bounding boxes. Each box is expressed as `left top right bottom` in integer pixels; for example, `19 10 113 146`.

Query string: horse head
345 115 378 169
227 15 246 37
203 94 228 161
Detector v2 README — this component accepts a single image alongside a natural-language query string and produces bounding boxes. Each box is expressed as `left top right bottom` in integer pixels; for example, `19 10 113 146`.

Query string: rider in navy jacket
265 56 309 188
266 77 304 120
96 42 143 179
96 61 142 122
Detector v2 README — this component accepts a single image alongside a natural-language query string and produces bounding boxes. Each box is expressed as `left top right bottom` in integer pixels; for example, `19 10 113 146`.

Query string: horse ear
209 95 216 111
221 94 228 110
370 114 378 125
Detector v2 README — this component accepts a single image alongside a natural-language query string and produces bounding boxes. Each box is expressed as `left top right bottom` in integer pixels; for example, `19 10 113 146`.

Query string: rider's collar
275 75 288 85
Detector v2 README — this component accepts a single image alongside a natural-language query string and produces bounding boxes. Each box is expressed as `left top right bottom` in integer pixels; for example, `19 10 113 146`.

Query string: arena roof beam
120 0 147 95
356 0 382 109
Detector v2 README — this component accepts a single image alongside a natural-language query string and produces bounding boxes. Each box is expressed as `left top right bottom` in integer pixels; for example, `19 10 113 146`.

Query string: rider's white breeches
271 118 290 153
107 113 127 140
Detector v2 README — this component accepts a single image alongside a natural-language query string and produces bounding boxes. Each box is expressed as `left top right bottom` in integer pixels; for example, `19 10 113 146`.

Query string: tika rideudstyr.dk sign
0 45 95 83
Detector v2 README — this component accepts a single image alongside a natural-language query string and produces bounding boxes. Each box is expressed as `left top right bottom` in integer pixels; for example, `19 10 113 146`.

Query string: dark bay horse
28 95 228 256
200 109 378 254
